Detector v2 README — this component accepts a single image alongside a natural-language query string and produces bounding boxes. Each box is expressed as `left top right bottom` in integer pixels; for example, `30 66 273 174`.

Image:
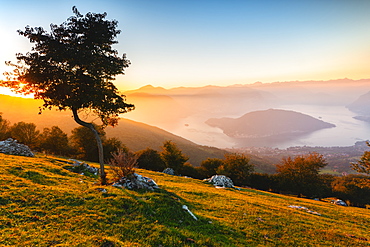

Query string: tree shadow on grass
113 187 245 246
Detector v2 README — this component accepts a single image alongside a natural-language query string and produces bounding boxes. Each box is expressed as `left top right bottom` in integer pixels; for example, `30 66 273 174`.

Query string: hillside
1 153 370 246
206 109 335 139
347 91 370 118
0 94 275 169
106 118 229 166
0 94 229 166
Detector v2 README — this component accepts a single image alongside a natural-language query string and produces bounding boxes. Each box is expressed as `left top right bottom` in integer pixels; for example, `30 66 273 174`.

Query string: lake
162 105 370 149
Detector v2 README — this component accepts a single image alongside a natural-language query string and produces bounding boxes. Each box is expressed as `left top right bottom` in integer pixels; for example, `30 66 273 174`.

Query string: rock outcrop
204 175 234 188
163 168 175 175
113 173 159 191
0 138 34 157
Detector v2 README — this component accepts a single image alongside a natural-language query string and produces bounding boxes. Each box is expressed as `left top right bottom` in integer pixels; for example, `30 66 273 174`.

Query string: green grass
1 153 370 246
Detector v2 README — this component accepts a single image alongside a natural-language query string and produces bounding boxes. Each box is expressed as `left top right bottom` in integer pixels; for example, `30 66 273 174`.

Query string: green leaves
5 7 134 126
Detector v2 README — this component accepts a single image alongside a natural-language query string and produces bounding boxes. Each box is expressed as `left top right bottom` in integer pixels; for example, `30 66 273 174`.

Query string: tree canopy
2 7 134 125
217 153 254 185
276 152 327 197
160 140 189 174
352 142 370 174
1 7 134 184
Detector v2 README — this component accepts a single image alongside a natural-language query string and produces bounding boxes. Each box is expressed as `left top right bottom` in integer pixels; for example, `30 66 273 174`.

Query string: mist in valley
122 79 370 148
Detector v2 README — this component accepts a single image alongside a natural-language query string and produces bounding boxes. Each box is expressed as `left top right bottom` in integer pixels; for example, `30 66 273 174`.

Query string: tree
217 153 254 185
10 122 40 149
199 158 224 178
351 141 370 174
160 140 189 174
332 175 370 207
2 7 134 184
0 113 10 140
70 125 104 162
39 126 70 155
103 137 128 162
136 148 166 172
70 125 124 163
276 152 327 197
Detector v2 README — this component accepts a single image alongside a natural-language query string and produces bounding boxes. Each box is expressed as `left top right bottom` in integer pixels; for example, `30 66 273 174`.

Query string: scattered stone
96 188 107 193
162 168 175 175
182 205 198 220
67 159 99 176
288 205 321 216
0 138 34 157
114 173 159 191
204 175 234 188
332 199 347 206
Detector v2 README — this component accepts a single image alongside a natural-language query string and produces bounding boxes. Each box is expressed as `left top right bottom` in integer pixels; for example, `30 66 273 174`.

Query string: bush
199 158 224 178
160 140 188 174
332 175 370 207
107 149 137 182
136 148 166 171
217 153 254 186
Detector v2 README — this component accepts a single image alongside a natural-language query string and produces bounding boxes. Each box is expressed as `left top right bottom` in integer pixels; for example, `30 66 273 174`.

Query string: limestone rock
114 173 159 191
204 175 234 188
68 159 99 176
163 168 175 175
0 138 34 157
333 199 348 206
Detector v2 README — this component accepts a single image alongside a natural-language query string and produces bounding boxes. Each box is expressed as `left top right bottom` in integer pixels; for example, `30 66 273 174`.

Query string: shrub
136 148 166 171
160 140 188 174
107 149 137 182
217 153 254 186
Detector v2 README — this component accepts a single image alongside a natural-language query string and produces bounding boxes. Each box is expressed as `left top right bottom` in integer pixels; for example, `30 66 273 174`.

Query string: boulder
68 159 99 176
204 175 234 188
0 138 34 157
113 173 159 191
333 199 348 206
163 168 175 175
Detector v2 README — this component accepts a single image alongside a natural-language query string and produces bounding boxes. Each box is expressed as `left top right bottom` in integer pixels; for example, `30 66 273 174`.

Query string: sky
1 0 370 93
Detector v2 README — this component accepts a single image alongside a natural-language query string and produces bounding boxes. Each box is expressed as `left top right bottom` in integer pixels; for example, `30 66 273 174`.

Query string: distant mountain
206 109 335 139
346 91 370 116
124 85 168 95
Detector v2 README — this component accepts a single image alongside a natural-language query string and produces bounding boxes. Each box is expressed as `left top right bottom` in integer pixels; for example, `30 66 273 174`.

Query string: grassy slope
1 153 369 246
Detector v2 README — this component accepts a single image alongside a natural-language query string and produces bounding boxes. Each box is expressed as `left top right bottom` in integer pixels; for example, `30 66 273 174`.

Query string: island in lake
206 109 336 139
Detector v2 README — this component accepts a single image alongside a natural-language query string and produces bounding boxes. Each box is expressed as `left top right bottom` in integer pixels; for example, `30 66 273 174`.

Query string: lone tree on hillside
351 142 370 174
1 7 134 184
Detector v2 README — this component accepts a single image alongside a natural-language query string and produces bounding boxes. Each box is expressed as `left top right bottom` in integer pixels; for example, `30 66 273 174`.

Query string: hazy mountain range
346 91 370 122
122 79 370 147
1 78 369 159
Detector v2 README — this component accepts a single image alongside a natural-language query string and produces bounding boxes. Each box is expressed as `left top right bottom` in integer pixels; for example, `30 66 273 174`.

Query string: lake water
162 105 370 149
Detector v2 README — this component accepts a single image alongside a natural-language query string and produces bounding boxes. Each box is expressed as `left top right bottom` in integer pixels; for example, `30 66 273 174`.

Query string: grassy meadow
0 153 370 246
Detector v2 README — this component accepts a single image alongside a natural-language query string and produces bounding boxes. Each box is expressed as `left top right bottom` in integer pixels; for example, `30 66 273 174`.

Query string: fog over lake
162 105 370 149
123 80 370 149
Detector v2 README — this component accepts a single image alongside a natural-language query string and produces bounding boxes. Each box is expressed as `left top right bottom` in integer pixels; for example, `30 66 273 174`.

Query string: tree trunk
72 108 107 185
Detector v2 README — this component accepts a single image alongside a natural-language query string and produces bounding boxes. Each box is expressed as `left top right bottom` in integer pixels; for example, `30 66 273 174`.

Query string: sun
0 86 32 98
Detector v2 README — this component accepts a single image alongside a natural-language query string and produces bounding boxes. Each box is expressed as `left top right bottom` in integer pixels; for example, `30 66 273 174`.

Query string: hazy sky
1 0 370 91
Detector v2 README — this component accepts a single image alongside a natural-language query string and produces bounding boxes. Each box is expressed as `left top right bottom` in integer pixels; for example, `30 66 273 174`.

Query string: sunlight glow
0 86 33 98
